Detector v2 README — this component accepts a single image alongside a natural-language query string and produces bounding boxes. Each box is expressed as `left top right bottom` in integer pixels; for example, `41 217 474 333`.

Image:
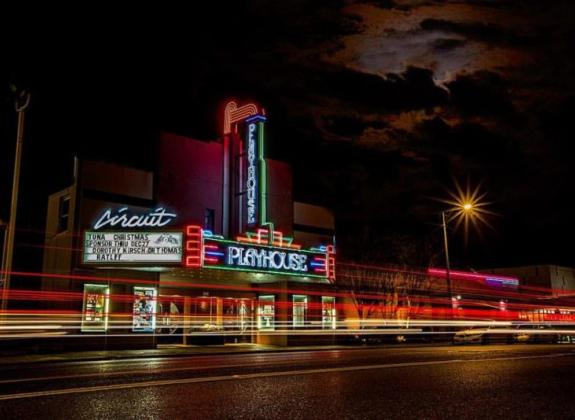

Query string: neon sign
93 207 177 230
246 122 258 225
203 238 322 277
228 243 307 272
245 115 266 227
185 225 335 280
223 101 259 135
427 268 519 287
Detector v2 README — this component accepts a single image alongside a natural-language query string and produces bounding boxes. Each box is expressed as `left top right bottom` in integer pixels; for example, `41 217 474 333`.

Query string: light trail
2 268 575 343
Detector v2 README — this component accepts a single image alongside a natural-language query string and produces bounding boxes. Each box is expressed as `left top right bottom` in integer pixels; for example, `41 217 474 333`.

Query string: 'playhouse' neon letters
227 245 308 272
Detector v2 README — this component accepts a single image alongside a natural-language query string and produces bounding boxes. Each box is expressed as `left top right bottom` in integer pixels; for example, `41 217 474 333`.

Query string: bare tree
337 234 435 328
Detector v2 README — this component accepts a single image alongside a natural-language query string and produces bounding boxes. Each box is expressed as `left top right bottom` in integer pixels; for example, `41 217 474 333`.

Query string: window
258 295 275 331
81 284 109 332
322 296 336 329
193 296 221 332
57 196 70 232
292 295 307 327
204 208 215 232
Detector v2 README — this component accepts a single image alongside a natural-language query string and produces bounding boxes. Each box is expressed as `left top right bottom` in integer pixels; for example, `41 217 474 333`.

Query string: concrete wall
82 161 154 200
486 265 575 296
157 132 223 233
550 266 575 295
293 201 335 248
42 186 76 294
266 160 293 235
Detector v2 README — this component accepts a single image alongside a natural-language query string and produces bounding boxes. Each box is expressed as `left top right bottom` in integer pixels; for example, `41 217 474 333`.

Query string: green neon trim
203 263 327 278
258 120 266 225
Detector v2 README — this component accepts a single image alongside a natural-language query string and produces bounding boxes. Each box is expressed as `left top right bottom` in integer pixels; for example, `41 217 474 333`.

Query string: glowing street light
439 181 493 315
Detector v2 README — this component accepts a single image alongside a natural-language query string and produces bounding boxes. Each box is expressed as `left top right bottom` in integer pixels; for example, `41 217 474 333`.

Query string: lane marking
0 352 572 401
0 348 550 385
0 359 311 385
1 343 566 371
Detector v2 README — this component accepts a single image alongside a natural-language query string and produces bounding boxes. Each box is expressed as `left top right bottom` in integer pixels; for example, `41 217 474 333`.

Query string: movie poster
132 287 157 332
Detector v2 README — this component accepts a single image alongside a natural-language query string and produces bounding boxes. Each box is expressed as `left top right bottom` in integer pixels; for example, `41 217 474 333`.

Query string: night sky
2 1 575 271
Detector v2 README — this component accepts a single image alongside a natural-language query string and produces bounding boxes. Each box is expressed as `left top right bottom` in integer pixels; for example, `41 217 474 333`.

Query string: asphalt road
1 344 575 419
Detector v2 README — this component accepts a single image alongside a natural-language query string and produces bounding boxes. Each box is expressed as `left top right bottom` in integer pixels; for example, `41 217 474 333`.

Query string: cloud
327 2 534 83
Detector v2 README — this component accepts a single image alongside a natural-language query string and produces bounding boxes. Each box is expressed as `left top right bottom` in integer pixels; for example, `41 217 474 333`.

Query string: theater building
42 101 336 347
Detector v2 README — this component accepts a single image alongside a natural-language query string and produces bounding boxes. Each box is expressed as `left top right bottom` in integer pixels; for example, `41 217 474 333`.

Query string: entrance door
223 298 255 343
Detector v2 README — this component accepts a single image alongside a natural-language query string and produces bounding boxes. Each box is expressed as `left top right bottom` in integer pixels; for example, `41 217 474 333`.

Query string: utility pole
1 88 30 313
441 211 453 317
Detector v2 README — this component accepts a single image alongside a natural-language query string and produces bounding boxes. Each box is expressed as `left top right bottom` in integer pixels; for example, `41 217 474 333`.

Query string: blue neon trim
205 251 225 257
310 245 328 252
245 114 267 123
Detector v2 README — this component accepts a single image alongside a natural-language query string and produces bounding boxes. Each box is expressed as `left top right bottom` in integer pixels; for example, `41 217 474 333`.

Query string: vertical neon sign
246 122 258 226
245 115 266 227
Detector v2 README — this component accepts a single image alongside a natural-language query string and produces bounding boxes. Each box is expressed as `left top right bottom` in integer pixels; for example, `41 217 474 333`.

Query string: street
1 344 575 419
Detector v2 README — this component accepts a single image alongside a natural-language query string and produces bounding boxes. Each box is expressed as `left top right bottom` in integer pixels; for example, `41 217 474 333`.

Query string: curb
0 343 451 366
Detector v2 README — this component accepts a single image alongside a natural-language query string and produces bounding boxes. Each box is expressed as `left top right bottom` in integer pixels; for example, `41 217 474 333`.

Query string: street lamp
0 88 30 313
0 219 7 278
442 202 475 315
439 181 493 316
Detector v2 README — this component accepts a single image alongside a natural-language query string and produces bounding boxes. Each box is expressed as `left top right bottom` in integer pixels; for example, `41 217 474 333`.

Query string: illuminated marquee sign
83 231 183 263
245 115 266 227
207 240 312 275
185 225 335 280
93 207 177 230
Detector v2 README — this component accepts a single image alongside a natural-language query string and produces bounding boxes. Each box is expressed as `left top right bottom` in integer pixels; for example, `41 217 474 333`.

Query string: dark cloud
447 71 515 117
420 18 528 46
311 66 448 113
431 38 468 51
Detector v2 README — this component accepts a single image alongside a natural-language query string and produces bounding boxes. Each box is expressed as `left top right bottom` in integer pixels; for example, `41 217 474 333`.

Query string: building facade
485 265 575 297
42 101 337 347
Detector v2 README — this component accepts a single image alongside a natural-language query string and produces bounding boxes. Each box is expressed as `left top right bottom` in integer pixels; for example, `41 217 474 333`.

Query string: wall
550 266 575 296
157 133 223 232
265 160 293 235
42 186 76 295
293 201 335 248
82 161 154 200
487 265 575 296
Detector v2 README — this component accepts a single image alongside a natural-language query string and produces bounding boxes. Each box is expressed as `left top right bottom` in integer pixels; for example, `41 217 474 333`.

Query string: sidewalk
0 343 364 366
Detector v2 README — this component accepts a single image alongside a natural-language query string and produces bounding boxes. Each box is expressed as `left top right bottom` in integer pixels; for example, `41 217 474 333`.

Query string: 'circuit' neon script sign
93 207 177 230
